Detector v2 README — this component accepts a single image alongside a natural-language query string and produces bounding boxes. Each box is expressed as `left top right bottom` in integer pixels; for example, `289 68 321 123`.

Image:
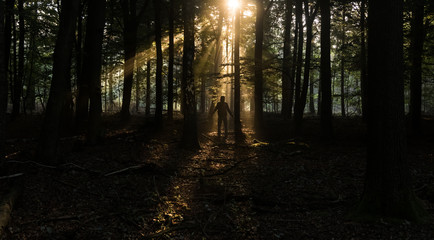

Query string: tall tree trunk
167 0 175 120
75 1 88 129
353 0 428 223
289 3 299 119
320 0 333 140
37 0 79 163
254 0 264 131
12 0 24 117
146 58 151 116
0 0 7 162
84 0 106 145
309 77 315 114
154 0 163 125
282 0 293 120
234 8 242 135
135 64 140 112
294 0 303 105
294 1 318 129
360 0 367 121
409 0 425 133
181 0 199 149
109 65 114 111
340 6 346 117
25 2 37 114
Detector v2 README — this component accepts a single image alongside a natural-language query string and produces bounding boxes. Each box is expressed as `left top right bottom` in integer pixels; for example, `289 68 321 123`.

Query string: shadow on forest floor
1 114 434 239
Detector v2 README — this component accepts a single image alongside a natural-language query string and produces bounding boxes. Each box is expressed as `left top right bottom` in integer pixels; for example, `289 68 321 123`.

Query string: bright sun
226 0 240 10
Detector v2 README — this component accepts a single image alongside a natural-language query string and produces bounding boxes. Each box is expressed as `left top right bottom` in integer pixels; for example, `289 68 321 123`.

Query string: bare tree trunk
340 6 346 117
37 0 79 163
75 1 88 129
167 0 175 120
12 0 24 118
146 59 151 116
294 0 303 105
0 0 7 162
360 0 367 120
154 0 163 125
254 0 264 131
234 8 241 135
282 0 293 120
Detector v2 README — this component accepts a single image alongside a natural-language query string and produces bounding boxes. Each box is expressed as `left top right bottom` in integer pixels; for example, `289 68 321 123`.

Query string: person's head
220 96 225 102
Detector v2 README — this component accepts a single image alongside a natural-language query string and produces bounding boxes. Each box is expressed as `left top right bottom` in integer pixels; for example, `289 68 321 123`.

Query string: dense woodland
0 0 434 239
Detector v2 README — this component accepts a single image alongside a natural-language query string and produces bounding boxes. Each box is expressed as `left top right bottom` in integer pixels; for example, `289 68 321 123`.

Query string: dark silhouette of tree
409 0 425 133
254 0 264 131
234 6 242 135
76 0 89 129
84 0 106 144
294 0 303 110
281 0 293 120
339 5 346 117
320 0 333 140
146 58 151 116
360 0 367 121
181 0 199 149
154 0 163 125
353 0 428 222
294 0 318 128
37 0 79 163
167 0 175 120
0 0 7 162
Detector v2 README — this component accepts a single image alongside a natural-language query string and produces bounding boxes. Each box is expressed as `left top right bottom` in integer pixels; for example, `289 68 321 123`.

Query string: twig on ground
7 160 57 169
0 173 24 181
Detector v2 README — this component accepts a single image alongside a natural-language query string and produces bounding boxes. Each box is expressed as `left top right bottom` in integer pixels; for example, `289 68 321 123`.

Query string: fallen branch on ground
0 173 24 181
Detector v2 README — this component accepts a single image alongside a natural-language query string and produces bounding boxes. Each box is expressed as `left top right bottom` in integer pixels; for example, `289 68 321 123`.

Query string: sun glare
227 0 240 10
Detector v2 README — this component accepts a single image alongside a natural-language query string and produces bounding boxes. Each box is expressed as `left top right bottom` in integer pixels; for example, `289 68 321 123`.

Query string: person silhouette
212 96 233 137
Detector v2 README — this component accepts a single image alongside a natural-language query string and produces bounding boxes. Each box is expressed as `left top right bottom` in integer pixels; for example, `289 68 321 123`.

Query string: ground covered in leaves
1 114 434 239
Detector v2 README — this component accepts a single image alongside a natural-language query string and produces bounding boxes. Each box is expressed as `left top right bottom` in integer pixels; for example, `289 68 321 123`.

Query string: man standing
213 96 233 137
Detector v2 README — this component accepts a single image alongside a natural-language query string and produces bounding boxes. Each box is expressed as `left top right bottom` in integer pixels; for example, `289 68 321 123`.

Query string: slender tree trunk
282 0 293 120
360 0 368 120
146 59 151 116
37 0 79 163
289 4 298 119
181 0 199 149
234 8 242 135
75 1 88 128
154 0 163 125
309 77 315 114
254 0 264 131
135 64 140 112
167 0 175 120
0 0 7 162
409 0 425 132
294 0 303 104
84 0 106 145
340 6 346 117
12 0 24 117
320 0 333 140
353 0 428 223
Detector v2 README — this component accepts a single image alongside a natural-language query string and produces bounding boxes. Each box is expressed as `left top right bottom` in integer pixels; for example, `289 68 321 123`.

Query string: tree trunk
135 64 140 112
360 0 367 121
320 0 333 140
234 8 242 135
181 0 199 149
340 6 346 117
146 59 151 116
254 0 264 131
0 0 7 162
294 0 303 105
409 0 425 133
12 0 24 118
282 0 293 120
353 0 428 223
75 1 88 129
309 76 315 114
154 0 163 125
167 0 175 120
37 0 79 163
84 0 106 145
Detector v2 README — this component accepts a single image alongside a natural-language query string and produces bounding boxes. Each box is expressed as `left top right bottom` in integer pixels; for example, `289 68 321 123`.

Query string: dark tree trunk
294 0 303 105
25 2 37 114
234 8 242 135
12 0 24 117
37 0 79 163
0 0 7 162
84 0 106 145
154 0 163 125
135 65 140 112
167 0 175 120
309 77 315 114
320 0 333 140
409 0 425 133
294 1 318 129
353 0 428 223
75 1 88 129
4 0 13 73
360 0 367 121
181 0 199 149
146 59 151 116
340 6 346 117
289 3 299 119
281 0 293 120
254 0 264 131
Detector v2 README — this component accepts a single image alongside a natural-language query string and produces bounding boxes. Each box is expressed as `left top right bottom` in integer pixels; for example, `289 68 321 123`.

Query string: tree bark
281 0 293 120
181 0 200 149
0 0 7 162
320 0 333 140
37 0 79 163
167 0 175 120
154 0 163 125
75 1 88 129
254 0 264 131
84 0 106 145
360 0 367 121
409 0 425 133
12 0 24 117
353 0 428 223
340 6 346 117
294 0 303 105
234 7 242 135
146 59 151 116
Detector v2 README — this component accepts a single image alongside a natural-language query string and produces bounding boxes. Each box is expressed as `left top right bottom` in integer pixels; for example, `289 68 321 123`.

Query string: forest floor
1 113 434 239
